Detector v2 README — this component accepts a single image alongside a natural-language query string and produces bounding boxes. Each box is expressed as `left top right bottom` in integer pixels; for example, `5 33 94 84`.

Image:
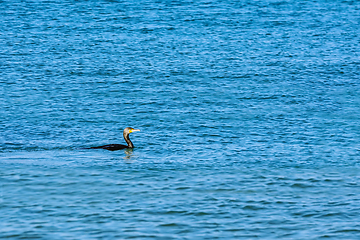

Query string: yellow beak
130 129 140 133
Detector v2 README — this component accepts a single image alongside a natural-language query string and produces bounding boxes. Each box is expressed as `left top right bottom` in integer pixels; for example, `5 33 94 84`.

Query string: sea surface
1 0 360 239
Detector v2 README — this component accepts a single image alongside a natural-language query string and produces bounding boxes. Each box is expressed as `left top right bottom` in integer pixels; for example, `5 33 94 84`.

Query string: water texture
1 0 360 239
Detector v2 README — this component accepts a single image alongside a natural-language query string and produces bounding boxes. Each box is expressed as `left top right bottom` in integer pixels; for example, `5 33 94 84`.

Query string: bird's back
89 144 129 151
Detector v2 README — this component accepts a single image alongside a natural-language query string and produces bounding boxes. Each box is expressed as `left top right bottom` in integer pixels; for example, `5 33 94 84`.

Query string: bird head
124 127 141 134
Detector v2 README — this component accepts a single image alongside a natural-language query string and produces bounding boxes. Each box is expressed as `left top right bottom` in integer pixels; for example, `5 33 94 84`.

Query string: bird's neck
123 133 134 148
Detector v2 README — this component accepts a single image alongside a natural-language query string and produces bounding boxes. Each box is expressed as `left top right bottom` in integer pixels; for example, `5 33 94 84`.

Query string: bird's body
86 127 140 151
88 144 129 151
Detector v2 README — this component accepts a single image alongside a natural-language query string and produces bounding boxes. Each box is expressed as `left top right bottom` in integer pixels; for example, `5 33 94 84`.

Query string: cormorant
87 127 140 151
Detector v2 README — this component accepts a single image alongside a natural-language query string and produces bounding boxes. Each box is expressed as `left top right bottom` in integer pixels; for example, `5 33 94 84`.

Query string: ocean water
1 0 360 239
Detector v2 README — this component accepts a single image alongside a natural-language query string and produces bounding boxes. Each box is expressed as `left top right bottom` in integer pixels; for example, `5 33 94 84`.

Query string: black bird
87 127 140 151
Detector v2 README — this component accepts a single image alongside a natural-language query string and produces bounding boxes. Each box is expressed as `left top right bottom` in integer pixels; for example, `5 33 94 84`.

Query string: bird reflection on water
123 148 136 161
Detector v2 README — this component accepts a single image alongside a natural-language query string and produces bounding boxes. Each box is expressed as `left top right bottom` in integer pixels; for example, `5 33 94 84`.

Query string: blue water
1 0 360 239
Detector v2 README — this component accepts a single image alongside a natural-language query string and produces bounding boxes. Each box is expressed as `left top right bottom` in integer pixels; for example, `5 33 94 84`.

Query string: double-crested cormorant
87 127 140 151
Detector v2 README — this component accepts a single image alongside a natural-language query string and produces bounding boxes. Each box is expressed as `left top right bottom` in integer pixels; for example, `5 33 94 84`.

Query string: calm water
1 0 360 239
